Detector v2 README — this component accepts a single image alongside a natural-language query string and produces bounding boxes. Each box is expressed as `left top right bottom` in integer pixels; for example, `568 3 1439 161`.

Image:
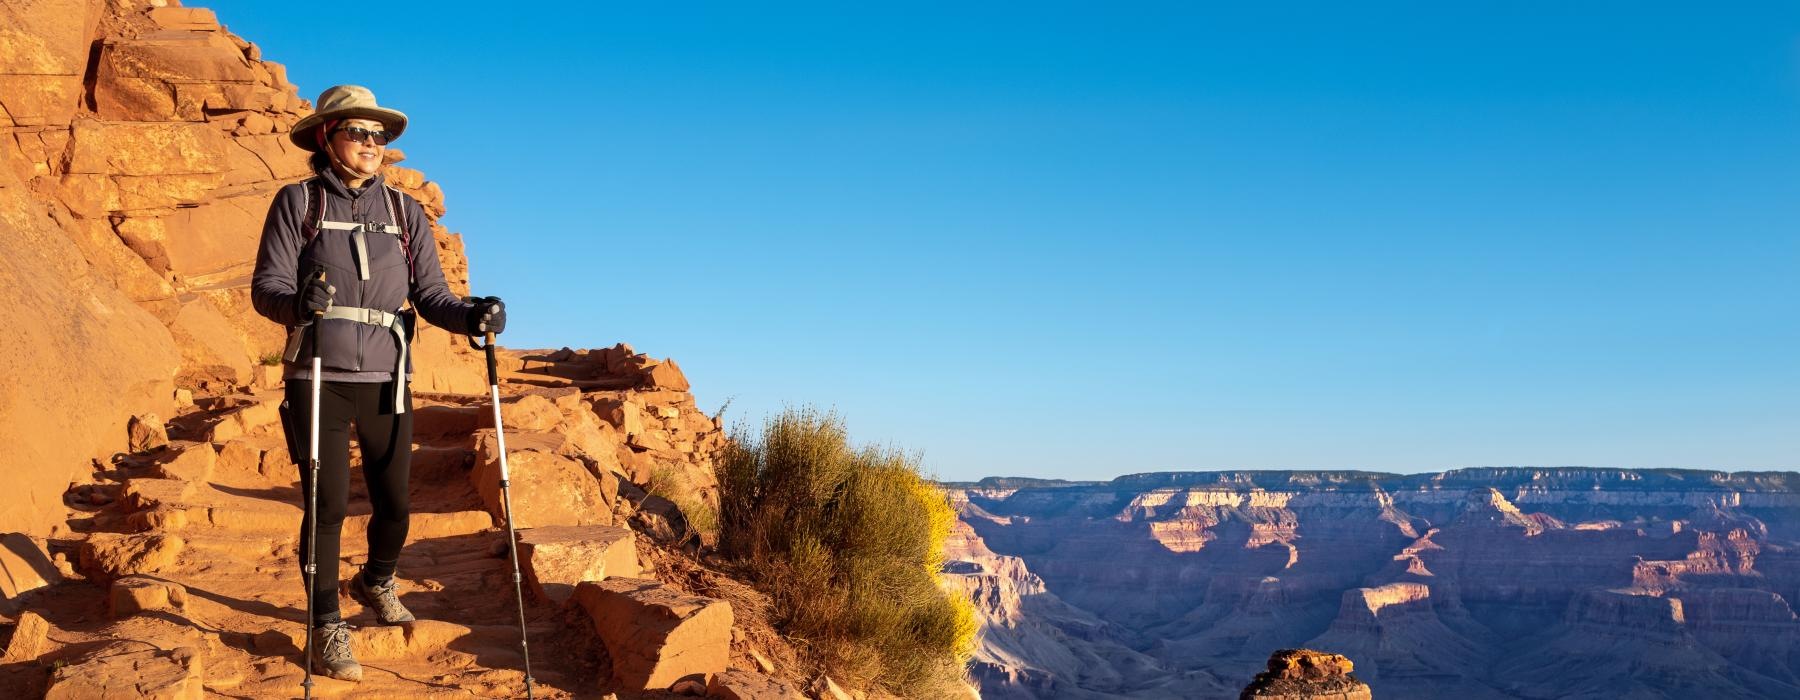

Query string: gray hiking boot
350 573 416 625
311 620 362 681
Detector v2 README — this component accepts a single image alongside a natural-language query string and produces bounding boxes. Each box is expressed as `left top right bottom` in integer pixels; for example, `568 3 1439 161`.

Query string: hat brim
290 106 408 151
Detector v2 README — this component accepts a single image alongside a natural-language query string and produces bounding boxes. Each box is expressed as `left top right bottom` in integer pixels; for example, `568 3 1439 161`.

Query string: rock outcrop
0 2 814 698
1239 649 1371 700
948 469 1800 698
0 0 480 537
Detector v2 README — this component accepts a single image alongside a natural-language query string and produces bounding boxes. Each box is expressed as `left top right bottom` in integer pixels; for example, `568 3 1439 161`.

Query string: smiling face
327 117 388 179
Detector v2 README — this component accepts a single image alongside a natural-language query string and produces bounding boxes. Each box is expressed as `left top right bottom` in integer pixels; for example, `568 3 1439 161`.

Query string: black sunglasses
335 125 393 146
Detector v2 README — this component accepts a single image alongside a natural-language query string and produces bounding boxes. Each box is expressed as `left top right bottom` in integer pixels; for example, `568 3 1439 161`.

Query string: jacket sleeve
405 194 478 333
251 185 307 327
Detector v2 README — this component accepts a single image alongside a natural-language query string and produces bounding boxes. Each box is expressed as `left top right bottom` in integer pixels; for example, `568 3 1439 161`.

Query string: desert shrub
647 466 720 540
717 407 977 697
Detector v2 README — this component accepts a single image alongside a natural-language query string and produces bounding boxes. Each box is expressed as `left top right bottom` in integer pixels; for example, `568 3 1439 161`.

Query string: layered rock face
0 2 836 697
0 0 484 537
943 468 1800 699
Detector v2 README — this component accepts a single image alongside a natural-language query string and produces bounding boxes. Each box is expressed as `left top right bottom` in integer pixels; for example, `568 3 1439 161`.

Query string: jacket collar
316 162 386 199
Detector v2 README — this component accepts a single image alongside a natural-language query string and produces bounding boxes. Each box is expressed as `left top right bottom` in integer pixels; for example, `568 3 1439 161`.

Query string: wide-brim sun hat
289 84 408 151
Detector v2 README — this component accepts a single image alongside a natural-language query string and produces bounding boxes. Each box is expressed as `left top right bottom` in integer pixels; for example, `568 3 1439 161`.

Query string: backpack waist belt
321 305 409 413
281 305 410 413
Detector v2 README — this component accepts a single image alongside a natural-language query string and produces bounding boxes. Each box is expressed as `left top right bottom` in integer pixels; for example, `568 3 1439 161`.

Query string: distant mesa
941 467 1800 699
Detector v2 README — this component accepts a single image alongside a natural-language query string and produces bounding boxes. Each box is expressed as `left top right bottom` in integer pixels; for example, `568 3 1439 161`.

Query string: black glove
466 296 506 334
296 272 334 320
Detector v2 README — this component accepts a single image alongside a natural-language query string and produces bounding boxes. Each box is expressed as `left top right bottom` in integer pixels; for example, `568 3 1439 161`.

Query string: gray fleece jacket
251 166 476 380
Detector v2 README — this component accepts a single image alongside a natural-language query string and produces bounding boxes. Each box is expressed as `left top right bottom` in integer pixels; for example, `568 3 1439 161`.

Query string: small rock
709 669 806 700
110 575 188 617
750 648 775 674
0 533 60 612
1 611 50 663
672 678 707 695
809 676 852 700
128 414 168 453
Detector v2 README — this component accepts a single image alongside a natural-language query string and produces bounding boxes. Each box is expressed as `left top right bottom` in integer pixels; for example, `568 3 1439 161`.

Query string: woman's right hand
297 274 335 319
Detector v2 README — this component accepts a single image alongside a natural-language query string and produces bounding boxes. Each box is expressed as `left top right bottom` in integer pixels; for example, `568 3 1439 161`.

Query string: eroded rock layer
943 468 1800 699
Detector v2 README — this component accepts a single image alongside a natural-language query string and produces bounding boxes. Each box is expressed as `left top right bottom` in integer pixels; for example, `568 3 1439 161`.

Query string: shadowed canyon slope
942 469 1800 699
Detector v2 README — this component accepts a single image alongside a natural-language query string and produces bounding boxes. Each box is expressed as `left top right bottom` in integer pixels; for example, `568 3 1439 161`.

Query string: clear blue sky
211 1 1799 481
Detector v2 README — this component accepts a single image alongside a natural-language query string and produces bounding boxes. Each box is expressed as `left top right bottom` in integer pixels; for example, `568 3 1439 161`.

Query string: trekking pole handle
309 267 328 321
483 332 498 383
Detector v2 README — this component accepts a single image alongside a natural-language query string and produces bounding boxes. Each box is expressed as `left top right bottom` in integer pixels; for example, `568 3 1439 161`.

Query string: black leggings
285 380 413 623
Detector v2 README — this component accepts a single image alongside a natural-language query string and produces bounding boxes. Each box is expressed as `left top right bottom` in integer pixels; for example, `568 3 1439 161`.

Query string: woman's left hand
467 296 506 335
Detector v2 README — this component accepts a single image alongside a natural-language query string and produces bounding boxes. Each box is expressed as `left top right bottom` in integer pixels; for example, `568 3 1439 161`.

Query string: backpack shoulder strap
383 184 416 282
301 177 325 241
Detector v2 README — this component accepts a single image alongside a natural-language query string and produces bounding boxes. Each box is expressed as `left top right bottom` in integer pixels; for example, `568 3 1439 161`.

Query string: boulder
1 610 50 663
80 533 185 582
487 394 562 432
709 670 807 700
473 433 611 529
109 575 188 617
128 413 168 453
518 525 639 605
573 578 732 690
1 533 61 614
44 642 204 700
642 359 690 391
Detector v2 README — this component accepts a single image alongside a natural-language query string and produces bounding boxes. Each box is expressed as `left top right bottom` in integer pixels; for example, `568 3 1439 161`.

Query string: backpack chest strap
304 178 414 284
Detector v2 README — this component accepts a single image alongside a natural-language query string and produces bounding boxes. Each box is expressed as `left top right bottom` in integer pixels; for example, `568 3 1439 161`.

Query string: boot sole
313 665 363 682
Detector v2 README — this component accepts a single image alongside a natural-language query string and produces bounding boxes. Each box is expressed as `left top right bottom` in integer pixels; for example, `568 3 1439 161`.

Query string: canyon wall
0 0 485 537
942 468 1800 699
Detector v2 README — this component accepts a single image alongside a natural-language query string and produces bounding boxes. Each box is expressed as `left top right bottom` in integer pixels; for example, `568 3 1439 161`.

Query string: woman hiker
251 84 507 681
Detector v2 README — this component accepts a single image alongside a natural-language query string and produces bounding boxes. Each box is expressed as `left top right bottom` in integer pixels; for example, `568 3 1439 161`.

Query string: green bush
717 407 976 697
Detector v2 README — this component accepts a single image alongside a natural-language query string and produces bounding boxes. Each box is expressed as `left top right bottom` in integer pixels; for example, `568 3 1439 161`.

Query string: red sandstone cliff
0 2 874 697
0 0 487 538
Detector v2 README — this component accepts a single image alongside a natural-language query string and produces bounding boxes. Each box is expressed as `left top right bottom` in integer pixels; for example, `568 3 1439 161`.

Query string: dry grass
646 465 721 539
717 407 977 697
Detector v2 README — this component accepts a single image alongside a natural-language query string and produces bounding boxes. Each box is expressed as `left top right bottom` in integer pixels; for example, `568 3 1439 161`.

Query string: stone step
517 524 639 606
255 619 558 663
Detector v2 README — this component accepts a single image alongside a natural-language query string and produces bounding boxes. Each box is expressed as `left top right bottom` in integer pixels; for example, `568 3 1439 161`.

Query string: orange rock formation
0 2 855 697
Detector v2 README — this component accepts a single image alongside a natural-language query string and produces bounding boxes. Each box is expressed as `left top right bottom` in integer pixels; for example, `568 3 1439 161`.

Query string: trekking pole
471 329 535 698
302 267 326 700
